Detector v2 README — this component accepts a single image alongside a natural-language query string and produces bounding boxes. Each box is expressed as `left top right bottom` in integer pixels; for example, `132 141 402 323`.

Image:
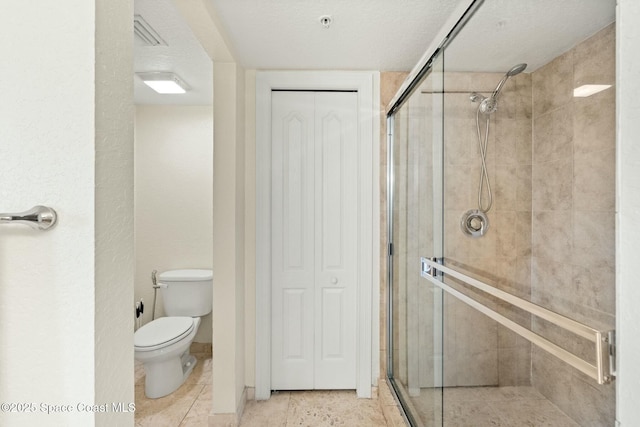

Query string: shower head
474 63 527 114
492 63 527 99
507 63 527 77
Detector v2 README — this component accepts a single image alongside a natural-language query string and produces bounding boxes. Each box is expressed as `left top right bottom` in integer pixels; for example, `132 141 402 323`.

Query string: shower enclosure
386 1 617 425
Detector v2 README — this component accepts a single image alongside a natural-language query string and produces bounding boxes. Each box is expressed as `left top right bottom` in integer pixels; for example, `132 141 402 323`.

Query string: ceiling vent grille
134 14 167 46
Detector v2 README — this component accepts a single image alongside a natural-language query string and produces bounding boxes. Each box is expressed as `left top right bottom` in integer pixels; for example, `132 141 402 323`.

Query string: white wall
135 105 213 343
211 61 247 420
95 0 135 426
244 70 257 388
0 1 134 426
616 0 640 425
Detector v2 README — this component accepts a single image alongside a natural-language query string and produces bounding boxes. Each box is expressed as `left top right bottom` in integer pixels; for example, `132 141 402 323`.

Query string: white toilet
134 269 212 398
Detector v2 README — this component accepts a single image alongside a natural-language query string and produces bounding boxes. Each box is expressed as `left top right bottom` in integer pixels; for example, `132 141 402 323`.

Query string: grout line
177 384 206 427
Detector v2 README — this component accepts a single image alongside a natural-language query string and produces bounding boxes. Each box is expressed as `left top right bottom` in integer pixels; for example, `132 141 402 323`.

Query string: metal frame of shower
385 0 617 421
421 258 616 385
385 0 483 383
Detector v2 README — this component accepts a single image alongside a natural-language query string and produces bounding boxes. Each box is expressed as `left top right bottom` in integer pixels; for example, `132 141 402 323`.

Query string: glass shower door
388 53 445 427
388 1 616 425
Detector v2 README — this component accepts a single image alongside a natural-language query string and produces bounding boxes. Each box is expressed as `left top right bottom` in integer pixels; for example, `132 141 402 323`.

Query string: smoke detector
319 15 333 29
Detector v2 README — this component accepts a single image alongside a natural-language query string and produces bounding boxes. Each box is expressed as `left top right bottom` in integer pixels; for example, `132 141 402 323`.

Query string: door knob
330 277 338 284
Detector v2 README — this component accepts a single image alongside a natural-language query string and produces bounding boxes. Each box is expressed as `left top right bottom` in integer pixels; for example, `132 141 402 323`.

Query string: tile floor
443 386 580 427
402 385 580 427
135 345 213 427
135 351 580 427
134 346 406 427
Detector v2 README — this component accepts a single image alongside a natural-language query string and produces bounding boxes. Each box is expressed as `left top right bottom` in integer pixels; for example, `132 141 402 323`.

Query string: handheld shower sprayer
471 63 527 115
462 63 528 237
492 63 527 100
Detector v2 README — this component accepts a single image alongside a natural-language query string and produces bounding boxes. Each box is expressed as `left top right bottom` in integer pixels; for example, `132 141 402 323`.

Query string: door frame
255 71 380 399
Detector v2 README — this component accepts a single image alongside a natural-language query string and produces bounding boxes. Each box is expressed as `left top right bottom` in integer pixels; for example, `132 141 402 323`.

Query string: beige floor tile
285 390 387 427
491 399 580 427
382 404 407 427
240 391 290 426
378 380 396 406
179 385 212 427
443 400 505 427
378 380 410 426
135 382 205 427
185 354 213 385
409 390 441 425
135 360 145 387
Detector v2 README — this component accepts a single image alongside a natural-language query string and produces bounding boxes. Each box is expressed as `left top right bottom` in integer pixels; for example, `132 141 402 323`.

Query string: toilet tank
158 269 213 317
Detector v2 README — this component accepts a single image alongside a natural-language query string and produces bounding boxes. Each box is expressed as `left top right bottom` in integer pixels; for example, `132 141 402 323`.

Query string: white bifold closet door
271 91 358 390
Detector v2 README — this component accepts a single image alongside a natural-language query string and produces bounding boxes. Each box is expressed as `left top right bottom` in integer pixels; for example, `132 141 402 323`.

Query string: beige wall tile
532 157 573 211
532 211 573 264
516 165 532 211
566 373 615 427
498 346 532 386
573 148 616 211
573 24 615 88
532 50 574 116
531 348 572 412
494 165 517 211
572 264 615 314
573 90 615 155
572 210 615 269
533 103 574 163
495 118 532 165
531 257 573 311
494 211 516 258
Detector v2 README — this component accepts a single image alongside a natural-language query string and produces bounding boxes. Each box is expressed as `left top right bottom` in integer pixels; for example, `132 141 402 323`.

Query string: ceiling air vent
134 14 167 46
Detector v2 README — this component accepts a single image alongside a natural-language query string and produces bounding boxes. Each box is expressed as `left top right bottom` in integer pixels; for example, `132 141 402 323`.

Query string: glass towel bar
420 257 615 385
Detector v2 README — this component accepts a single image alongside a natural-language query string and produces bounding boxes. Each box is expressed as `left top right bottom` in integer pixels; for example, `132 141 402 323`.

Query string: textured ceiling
444 0 616 74
207 0 463 71
133 0 615 105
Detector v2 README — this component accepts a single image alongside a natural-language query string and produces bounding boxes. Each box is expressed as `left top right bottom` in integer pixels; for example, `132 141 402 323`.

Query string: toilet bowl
135 317 201 398
134 268 212 398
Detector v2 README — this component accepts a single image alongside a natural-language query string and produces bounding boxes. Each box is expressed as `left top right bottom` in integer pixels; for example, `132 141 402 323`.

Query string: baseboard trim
208 387 248 427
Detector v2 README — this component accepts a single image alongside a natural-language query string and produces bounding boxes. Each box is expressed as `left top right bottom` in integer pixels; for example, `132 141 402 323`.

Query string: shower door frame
385 0 483 422
386 1 620 425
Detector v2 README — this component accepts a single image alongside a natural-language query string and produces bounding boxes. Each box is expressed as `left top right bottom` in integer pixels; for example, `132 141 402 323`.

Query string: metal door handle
0 205 57 231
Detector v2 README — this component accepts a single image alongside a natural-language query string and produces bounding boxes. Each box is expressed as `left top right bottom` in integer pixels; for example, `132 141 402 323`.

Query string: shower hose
475 107 493 213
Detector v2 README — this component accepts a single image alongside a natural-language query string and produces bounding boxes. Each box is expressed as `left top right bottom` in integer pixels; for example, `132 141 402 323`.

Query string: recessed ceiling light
137 72 189 94
573 84 612 97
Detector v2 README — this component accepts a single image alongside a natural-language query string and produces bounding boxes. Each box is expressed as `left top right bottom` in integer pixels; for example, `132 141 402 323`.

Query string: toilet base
143 350 198 399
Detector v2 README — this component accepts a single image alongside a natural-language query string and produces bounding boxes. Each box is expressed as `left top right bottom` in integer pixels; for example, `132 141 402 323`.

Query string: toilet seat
134 317 195 351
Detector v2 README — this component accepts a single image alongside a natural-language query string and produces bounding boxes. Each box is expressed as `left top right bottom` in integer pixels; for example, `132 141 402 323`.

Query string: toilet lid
134 317 194 349
158 269 213 282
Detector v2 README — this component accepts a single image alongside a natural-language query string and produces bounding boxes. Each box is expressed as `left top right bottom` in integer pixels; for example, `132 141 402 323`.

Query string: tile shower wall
530 24 616 426
442 71 533 387
386 21 615 426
